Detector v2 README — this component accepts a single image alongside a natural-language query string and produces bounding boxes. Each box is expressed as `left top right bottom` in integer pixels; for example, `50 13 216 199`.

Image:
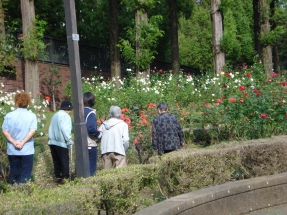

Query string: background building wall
0 59 109 109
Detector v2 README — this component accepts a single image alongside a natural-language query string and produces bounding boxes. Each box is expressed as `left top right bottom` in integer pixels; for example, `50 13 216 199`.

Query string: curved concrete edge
134 172 287 215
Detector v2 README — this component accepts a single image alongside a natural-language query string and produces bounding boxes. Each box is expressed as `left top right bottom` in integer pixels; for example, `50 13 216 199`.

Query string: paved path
245 204 287 215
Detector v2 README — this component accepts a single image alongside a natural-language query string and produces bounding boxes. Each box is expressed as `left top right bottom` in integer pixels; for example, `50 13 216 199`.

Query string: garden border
134 172 287 215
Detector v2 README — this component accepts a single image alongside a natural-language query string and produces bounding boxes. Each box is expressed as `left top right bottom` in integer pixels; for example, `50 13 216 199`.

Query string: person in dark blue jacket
152 102 185 155
83 92 102 176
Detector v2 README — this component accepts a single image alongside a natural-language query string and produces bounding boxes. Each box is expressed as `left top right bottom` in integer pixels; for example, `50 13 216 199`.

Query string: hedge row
1 136 287 214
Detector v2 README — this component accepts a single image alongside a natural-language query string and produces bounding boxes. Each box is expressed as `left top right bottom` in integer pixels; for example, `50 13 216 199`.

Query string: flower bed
64 61 287 162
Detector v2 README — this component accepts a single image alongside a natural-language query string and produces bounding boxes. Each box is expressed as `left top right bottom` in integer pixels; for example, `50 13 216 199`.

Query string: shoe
54 178 66 184
59 179 66 184
54 178 62 183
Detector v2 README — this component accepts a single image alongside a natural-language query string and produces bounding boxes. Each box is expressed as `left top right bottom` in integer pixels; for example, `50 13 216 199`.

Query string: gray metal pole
63 0 90 178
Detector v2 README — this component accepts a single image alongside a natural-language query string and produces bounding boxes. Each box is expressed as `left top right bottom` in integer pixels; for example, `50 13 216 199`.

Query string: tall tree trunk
259 0 273 77
108 0 121 87
169 0 180 75
273 44 280 73
21 0 39 98
270 0 280 73
253 0 261 57
52 86 56 112
135 9 150 78
0 0 5 39
211 0 225 75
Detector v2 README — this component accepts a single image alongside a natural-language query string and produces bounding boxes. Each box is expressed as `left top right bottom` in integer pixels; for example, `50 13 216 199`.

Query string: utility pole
63 0 90 178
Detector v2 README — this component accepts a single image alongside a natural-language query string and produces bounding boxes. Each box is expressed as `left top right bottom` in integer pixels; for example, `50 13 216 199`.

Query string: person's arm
151 119 158 151
2 115 21 148
86 112 101 138
60 114 73 145
6 113 38 149
122 123 129 151
17 130 36 149
2 130 21 148
175 116 185 147
98 124 103 133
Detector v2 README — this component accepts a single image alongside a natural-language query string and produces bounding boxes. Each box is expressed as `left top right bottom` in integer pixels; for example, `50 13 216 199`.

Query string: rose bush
64 60 287 162
200 61 287 141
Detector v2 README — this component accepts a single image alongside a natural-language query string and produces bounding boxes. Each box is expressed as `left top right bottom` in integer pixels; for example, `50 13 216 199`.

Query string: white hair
109 106 121 118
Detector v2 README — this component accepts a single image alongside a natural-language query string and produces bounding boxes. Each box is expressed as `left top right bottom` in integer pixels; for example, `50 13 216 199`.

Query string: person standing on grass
83 92 102 176
48 100 73 184
2 92 37 184
99 106 129 169
152 102 185 155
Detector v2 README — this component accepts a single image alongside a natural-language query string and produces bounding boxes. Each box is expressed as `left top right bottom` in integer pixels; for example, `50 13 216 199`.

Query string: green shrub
157 148 242 197
2 136 287 214
0 117 9 183
92 164 158 214
1 136 287 214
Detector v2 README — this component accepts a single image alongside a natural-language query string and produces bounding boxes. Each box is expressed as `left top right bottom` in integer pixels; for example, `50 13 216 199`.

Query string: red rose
272 72 277 77
239 86 245 91
261 113 267 119
133 138 139 145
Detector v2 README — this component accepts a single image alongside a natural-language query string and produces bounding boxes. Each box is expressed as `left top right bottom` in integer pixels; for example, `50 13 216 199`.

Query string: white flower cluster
0 84 47 136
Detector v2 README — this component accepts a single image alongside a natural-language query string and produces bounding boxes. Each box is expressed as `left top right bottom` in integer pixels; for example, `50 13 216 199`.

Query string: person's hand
14 140 24 150
70 142 74 145
98 132 103 139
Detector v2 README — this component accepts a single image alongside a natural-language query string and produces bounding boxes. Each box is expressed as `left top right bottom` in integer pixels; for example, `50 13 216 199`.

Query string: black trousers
49 145 69 179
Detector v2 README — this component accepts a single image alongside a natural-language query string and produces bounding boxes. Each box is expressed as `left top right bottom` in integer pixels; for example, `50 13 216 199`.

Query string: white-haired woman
99 106 129 169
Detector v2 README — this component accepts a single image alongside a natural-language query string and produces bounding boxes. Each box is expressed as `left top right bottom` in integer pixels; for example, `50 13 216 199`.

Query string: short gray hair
109 106 122 118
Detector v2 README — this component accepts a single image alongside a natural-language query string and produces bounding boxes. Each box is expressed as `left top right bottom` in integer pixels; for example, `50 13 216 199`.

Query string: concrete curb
134 172 287 215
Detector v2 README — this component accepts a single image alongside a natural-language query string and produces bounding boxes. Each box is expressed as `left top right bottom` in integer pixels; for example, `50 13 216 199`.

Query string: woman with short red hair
2 92 38 184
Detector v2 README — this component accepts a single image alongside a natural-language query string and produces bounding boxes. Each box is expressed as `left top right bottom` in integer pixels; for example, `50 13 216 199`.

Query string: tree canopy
3 0 287 72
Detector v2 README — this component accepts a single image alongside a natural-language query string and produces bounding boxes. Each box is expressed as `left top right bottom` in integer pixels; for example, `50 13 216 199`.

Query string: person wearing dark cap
48 100 74 184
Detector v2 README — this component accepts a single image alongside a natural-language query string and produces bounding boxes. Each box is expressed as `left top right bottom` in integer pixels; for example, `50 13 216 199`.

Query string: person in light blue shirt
48 100 73 184
2 92 37 184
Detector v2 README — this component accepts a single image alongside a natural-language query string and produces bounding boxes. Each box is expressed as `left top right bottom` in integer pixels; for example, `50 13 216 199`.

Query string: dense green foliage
118 14 164 70
178 0 212 70
4 0 287 71
62 61 287 160
20 18 47 61
1 138 287 214
0 0 270 70
220 0 255 65
0 25 19 74
1 1 287 213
